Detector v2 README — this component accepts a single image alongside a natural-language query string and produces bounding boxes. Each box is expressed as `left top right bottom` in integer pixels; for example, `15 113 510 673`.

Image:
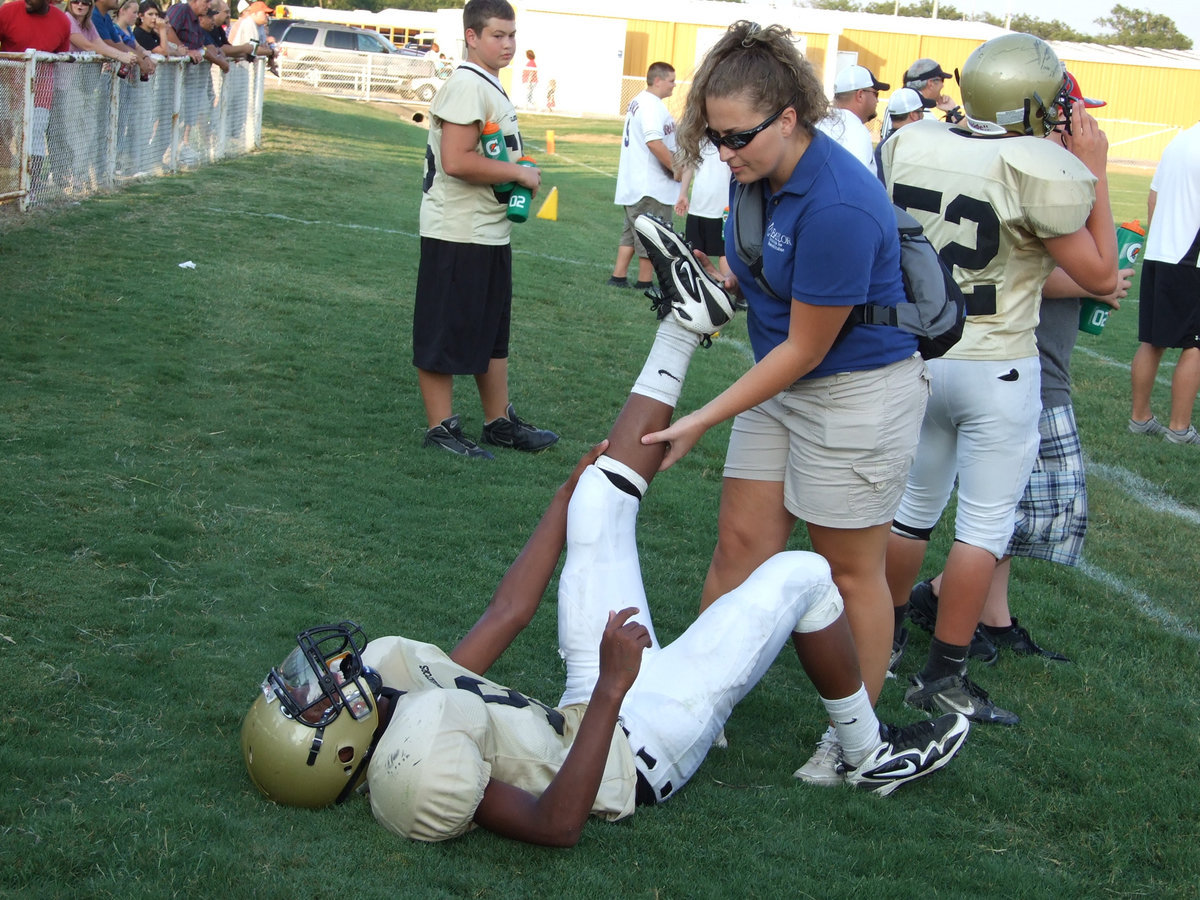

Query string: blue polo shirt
91 6 123 44
726 129 916 379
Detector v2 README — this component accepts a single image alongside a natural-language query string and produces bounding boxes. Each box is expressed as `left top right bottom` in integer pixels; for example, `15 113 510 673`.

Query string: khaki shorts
619 197 674 255
724 354 929 529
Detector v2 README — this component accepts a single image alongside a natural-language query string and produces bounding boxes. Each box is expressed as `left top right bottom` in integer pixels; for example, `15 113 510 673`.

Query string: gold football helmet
241 621 383 808
958 33 1067 137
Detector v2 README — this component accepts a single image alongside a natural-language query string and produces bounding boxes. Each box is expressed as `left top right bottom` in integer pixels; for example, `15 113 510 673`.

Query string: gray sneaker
481 404 559 452
905 672 1019 726
1164 424 1200 445
1129 416 1168 436
793 726 844 787
423 414 494 460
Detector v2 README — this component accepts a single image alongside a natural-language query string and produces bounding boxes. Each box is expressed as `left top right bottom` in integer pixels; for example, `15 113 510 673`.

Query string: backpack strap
731 181 789 303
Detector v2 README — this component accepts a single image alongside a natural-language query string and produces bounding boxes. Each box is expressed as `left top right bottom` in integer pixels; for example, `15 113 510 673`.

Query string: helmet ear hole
338 746 355 764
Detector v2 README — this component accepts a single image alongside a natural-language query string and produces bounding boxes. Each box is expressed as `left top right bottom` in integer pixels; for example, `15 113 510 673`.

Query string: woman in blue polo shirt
642 21 927 784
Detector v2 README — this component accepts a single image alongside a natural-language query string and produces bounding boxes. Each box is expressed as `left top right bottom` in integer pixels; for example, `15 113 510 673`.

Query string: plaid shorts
1007 403 1087 565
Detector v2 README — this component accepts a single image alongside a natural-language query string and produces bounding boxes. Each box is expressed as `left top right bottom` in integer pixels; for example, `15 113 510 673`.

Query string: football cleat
905 672 1019 726
842 713 969 797
635 214 734 337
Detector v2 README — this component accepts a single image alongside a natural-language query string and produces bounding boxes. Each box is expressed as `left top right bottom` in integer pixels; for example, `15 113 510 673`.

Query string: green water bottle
480 121 514 193
507 156 537 223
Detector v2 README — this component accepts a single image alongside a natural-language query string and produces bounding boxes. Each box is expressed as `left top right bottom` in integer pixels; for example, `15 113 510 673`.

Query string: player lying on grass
241 286 970 846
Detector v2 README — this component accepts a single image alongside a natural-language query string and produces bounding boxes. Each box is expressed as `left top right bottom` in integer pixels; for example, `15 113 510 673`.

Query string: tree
1095 4 1193 49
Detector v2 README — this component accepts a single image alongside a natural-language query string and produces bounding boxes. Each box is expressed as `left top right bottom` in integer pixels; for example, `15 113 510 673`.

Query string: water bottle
506 156 536 223
1079 219 1145 335
480 121 514 192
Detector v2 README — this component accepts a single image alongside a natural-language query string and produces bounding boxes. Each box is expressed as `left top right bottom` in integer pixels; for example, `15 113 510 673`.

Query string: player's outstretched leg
634 214 734 339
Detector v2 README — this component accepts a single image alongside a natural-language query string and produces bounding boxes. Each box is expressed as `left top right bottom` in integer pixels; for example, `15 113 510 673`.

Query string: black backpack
730 182 965 359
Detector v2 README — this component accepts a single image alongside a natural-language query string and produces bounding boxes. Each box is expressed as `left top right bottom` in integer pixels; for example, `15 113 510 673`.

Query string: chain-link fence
274 47 447 104
1 52 264 212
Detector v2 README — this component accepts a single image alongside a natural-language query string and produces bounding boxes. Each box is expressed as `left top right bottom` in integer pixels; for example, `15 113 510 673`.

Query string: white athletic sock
821 685 881 767
631 317 702 408
594 455 648 499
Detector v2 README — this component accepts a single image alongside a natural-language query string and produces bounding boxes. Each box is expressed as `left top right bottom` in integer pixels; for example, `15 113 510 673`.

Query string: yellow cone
536 186 558 221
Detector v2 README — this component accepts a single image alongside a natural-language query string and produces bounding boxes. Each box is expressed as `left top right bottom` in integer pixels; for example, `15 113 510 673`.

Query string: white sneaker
634 215 734 337
793 726 845 787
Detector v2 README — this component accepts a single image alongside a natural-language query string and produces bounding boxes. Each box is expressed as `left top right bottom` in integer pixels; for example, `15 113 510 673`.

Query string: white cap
833 65 889 94
886 88 926 117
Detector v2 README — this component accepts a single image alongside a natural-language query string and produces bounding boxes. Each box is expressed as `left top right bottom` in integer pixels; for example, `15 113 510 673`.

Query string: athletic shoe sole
634 215 734 335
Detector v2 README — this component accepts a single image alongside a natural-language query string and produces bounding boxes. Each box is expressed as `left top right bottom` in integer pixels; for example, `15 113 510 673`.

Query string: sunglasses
705 96 797 150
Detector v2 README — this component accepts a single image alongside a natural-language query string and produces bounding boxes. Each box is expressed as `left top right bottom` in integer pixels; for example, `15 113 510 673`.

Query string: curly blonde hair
676 21 828 170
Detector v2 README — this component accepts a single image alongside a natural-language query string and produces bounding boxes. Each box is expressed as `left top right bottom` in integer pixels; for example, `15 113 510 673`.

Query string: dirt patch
552 132 621 145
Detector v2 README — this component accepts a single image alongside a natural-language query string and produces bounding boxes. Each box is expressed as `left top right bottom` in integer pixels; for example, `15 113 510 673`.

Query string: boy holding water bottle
413 0 557 459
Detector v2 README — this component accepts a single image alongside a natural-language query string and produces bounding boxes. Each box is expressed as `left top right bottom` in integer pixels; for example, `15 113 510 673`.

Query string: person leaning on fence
162 0 221 68
205 1 255 63
92 0 155 79
132 1 167 54
66 0 136 66
229 0 278 72
0 0 72 202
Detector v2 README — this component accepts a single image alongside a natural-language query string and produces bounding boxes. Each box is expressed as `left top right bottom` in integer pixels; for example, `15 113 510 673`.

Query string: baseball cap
886 88 927 117
833 65 890 94
905 59 953 83
1063 71 1106 108
244 0 273 14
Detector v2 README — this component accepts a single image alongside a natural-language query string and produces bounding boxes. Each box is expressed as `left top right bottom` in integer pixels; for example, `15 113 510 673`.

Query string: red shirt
0 2 71 108
0 2 72 54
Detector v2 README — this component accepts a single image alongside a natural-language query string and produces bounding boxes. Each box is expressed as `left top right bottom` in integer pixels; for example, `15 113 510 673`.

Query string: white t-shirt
229 16 264 45
687 141 731 219
815 107 876 177
1145 122 1200 267
614 89 677 206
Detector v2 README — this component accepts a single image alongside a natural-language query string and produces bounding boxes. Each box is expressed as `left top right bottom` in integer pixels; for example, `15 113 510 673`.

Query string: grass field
2 89 1198 898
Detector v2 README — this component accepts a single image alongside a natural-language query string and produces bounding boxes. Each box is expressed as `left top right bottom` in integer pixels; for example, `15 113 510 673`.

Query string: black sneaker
423 414 494 459
842 713 970 796
905 672 1019 726
989 618 1071 662
888 626 908 677
481 404 559 452
605 275 631 288
907 580 998 664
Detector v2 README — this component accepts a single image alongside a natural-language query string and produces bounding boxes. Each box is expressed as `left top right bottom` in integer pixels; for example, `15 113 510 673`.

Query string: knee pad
891 519 934 542
794 579 844 634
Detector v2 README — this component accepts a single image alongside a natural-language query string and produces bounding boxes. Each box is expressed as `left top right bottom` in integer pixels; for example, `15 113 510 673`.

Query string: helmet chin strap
306 727 325 767
333 687 404 805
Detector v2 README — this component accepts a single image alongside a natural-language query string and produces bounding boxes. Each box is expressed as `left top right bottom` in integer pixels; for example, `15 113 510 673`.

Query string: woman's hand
640 409 709 471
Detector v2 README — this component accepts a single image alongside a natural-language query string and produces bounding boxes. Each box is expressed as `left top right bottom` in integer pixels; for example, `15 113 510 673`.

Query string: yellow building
517 0 1200 164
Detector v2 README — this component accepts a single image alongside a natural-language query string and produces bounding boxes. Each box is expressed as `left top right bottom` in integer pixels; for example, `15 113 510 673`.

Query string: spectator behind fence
0 0 72 202
162 0 221 68
229 0 278 73
66 0 136 65
92 0 154 78
205 0 255 62
132 0 169 53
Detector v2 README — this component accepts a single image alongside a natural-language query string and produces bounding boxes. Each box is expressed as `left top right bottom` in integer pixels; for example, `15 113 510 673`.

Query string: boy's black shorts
1138 259 1200 349
413 238 512 373
685 214 725 259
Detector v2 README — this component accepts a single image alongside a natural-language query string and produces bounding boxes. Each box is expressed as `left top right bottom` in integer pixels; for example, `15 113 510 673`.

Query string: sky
962 0 1200 49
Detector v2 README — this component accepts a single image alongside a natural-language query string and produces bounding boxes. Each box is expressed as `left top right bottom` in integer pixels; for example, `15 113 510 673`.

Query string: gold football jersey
362 636 638 842
882 119 1095 360
419 65 522 246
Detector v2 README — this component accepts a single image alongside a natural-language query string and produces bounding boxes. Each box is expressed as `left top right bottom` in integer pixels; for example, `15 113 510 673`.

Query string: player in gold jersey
879 34 1119 725
243 290 971 844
